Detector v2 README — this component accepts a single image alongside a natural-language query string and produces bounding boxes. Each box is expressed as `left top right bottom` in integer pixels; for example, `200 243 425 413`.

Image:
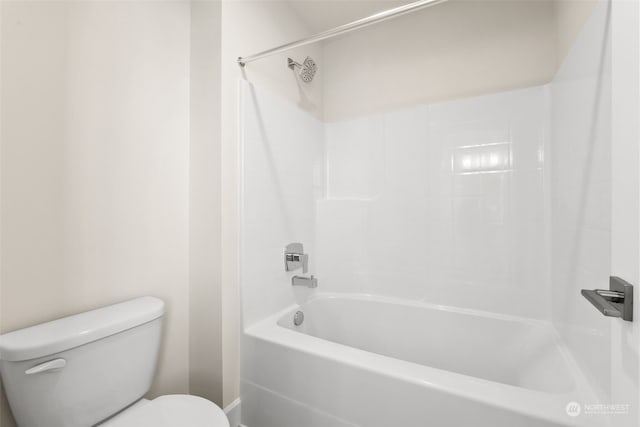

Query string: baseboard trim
223 398 242 427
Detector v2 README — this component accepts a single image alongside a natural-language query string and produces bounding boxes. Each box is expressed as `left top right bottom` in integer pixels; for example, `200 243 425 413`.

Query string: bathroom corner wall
550 0 612 400
220 1 323 407
555 0 600 66
551 2 640 421
189 0 224 405
0 2 191 426
240 81 323 327
610 0 640 423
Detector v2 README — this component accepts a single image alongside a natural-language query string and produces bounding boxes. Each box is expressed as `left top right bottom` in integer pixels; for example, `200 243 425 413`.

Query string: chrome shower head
287 56 317 83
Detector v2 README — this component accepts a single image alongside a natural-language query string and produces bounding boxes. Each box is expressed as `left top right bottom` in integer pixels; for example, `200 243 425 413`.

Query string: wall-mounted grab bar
581 276 633 321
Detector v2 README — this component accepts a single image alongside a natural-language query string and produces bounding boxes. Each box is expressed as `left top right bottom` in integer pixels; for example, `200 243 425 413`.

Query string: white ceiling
286 0 413 33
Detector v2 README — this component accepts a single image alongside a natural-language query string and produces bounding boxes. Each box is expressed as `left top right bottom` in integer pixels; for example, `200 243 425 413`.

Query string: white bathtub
241 294 605 427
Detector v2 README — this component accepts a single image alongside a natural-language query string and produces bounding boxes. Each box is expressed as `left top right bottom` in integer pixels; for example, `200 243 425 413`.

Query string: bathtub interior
276 295 575 394
242 316 604 427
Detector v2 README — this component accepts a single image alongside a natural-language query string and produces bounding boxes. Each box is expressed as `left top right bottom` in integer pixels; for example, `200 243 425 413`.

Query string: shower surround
318 85 549 319
240 2 613 426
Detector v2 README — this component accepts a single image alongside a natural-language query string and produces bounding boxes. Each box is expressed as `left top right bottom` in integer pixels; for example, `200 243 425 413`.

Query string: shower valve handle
284 243 308 273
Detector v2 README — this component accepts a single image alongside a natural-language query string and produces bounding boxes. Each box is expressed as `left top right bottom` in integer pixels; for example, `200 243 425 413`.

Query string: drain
293 310 304 326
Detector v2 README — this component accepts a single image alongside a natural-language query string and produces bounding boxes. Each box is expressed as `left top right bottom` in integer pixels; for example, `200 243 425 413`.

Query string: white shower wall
240 82 324 326
239 0 614 353
242 81 552 324
240 1 639 424
550 0 612 402
318 87 551 319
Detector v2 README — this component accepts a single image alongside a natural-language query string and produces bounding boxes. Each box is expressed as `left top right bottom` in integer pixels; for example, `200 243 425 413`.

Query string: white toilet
0 297 230 427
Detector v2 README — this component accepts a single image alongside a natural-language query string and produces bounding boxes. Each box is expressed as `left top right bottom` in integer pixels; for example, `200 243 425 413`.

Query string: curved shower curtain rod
237 0 448 67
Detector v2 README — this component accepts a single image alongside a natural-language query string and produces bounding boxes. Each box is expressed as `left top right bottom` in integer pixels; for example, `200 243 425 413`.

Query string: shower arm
237 0 448 67
287 58 301 70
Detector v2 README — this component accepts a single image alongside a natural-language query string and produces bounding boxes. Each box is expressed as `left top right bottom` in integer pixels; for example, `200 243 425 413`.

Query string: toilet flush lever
25 358 66 375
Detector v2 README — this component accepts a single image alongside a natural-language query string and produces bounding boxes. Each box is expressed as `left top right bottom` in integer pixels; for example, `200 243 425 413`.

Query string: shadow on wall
564 0 610 312
550 0 615 402
293 71 318 113
1 382 17 427
249 83 296 239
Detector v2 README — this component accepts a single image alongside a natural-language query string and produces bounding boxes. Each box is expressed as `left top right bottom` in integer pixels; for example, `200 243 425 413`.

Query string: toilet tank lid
0 297 165 362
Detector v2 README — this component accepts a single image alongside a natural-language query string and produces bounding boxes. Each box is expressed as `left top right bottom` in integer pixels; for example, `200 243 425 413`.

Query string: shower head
287 56 317 83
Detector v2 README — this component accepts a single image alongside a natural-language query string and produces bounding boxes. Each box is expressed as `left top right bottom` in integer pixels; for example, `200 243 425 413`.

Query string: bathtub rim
244 292 606 427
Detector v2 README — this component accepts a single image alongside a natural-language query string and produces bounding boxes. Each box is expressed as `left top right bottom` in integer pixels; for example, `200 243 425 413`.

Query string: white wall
189 0 223 405
551 3 640 424
240 81 323 326
322 0 558 121
555 0 601 65
0 2 191 426
550 0 612 402
610 0 639 424
0 0 324 417
318 86 551 319
220 0 324 406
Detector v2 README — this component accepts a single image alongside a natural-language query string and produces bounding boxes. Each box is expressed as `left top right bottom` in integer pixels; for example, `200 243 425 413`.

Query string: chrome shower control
284 242 308 273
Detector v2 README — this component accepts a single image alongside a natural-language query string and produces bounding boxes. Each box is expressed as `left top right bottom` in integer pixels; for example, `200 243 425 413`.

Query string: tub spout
292 275 318 288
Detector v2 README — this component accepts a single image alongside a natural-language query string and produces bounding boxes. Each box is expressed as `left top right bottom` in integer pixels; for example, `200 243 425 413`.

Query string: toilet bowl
100 395 229 427
0 297 229 427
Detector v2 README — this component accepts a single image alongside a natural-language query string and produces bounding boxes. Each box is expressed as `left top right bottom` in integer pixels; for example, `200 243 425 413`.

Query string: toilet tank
0 297 165 427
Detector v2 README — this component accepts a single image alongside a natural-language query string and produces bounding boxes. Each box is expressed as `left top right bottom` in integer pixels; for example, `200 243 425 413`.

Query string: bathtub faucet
292 275 318 288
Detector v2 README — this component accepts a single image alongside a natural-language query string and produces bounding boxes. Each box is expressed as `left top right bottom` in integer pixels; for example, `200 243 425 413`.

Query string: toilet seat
101 395 230 427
